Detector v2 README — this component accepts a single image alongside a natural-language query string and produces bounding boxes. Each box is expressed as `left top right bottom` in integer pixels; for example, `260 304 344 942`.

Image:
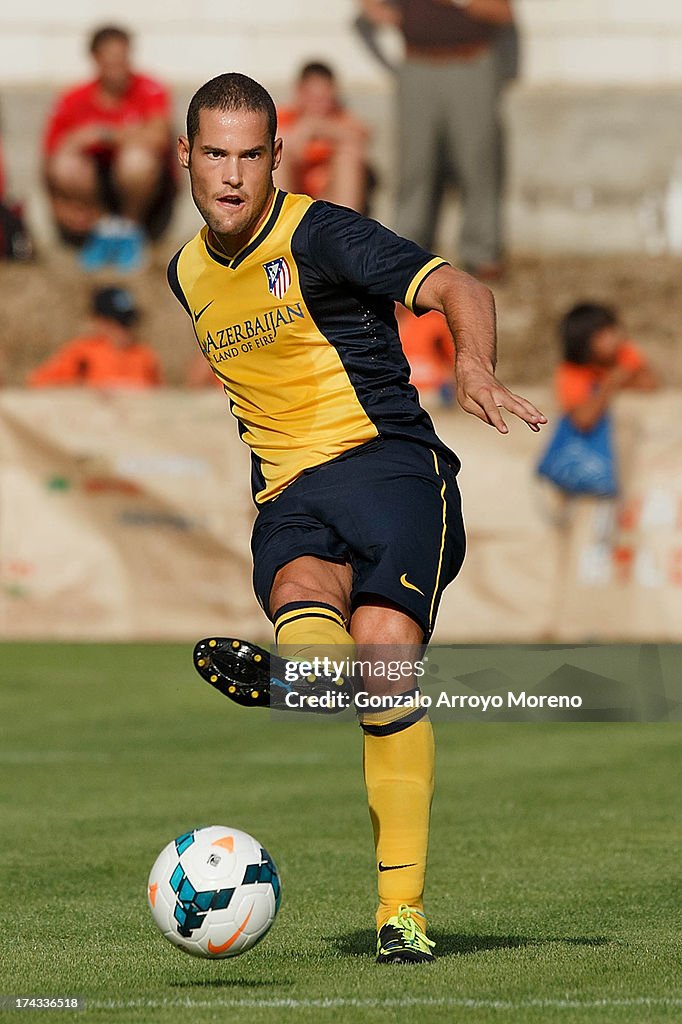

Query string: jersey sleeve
301 202 447 312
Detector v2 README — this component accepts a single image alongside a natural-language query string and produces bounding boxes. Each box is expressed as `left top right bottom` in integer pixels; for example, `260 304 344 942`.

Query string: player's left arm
415 264 547 434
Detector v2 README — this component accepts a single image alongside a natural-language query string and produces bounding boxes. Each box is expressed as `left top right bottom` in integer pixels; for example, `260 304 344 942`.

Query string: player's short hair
186 74 277 150
299 61 335 82
560 302 618 365
89 25 131 55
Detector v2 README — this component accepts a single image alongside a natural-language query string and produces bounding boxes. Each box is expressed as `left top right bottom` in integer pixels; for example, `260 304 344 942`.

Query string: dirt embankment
2 248 680 387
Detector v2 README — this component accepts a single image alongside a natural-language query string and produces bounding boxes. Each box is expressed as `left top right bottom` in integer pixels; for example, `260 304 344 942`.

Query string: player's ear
178 135 190 169
272 137 283 172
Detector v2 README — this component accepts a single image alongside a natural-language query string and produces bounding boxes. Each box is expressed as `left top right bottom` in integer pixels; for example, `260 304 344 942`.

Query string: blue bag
536 413 618 497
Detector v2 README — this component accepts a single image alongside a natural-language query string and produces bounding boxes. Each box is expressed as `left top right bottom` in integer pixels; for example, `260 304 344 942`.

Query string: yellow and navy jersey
168 189 456 504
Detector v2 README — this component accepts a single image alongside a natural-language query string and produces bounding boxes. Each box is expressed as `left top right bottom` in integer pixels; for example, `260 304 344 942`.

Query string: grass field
1 643 681 1024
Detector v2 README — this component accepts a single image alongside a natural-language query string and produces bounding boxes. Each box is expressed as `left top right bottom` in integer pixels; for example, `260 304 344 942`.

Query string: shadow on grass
330 929 610 958
170 977 293 990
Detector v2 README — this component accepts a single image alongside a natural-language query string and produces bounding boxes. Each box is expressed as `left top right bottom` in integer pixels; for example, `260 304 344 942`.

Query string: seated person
397 305 455 406
276 61 373 214
28 286 162 389
43 25 176 271
556 302 658 430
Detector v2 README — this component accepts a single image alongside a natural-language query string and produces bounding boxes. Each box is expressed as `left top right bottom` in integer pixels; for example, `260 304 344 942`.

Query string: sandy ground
1 245 680 387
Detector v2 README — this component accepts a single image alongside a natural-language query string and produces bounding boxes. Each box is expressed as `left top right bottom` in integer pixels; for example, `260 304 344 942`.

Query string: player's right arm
415 264 546 434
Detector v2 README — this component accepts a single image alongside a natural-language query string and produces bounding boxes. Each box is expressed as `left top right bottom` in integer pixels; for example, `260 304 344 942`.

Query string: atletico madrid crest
263 257 291 299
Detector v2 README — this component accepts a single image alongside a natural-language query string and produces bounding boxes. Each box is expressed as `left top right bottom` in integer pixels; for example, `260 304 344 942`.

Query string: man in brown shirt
360 0 513 279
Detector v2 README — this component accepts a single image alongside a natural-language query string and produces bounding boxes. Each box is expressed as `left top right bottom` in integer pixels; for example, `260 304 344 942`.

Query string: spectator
359 0 513 280
557 302 658 429
397 305 455 406
537 302 658 500
28 286 162 389
43 25 176 271
276 62 373 213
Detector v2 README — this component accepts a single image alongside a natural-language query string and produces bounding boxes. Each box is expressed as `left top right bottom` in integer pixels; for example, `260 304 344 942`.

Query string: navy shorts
251 438 466 639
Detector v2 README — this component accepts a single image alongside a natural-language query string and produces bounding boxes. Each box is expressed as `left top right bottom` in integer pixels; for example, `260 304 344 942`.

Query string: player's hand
455 362 547 434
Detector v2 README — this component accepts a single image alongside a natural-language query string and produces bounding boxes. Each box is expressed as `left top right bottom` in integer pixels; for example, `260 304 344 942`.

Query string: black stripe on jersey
226 396 267 505
290 205 451 459
411 261 449 312
167 248 191 315
203 189 287 269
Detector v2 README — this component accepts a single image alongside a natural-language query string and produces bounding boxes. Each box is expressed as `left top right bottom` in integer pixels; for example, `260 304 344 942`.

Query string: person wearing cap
27 286 162 389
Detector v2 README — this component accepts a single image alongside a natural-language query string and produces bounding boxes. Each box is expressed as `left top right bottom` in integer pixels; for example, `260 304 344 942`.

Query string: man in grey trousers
360 0 514 281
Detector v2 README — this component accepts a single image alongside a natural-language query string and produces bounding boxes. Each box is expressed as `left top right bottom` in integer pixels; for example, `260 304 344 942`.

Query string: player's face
179 108 282 255
93 39 132 96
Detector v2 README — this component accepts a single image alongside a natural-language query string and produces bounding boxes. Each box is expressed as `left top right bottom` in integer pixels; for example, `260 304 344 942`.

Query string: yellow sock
273 601 353 653
362 715 434 930
274 604 434 931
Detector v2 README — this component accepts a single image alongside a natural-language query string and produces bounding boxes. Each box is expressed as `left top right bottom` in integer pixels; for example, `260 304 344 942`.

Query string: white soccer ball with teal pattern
147 825 281 958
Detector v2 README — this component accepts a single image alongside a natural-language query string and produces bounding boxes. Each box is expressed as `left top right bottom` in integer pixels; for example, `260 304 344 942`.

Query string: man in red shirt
28 286 162 389
43 25 176 271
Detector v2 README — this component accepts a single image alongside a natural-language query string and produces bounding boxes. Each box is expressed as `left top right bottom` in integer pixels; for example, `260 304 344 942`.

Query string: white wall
2 0 682 87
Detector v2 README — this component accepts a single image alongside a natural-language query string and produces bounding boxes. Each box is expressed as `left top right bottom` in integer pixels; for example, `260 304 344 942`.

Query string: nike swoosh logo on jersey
193 300 214 323
400 573 425 597
378 861 417 872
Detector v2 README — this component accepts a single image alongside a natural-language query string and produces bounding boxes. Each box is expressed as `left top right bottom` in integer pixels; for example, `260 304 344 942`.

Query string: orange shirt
28 333 162 389
556 342 645 412
278 106 366 198
398 308 455 393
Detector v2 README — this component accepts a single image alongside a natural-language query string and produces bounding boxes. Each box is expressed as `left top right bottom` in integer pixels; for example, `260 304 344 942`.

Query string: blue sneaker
112 225 146 272
79 226 116 271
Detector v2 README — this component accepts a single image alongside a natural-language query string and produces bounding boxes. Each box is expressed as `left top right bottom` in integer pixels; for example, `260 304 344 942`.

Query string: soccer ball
147 825 281 958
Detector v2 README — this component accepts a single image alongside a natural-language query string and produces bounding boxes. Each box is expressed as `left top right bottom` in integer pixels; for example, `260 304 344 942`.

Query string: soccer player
168 73 545 963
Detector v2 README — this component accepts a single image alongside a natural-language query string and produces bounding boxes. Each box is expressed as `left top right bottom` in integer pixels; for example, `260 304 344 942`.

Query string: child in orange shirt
556 302 657 428
28 286 161 389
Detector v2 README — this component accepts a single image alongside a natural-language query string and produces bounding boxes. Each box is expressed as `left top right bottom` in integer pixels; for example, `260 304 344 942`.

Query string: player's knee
351 603 424 648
